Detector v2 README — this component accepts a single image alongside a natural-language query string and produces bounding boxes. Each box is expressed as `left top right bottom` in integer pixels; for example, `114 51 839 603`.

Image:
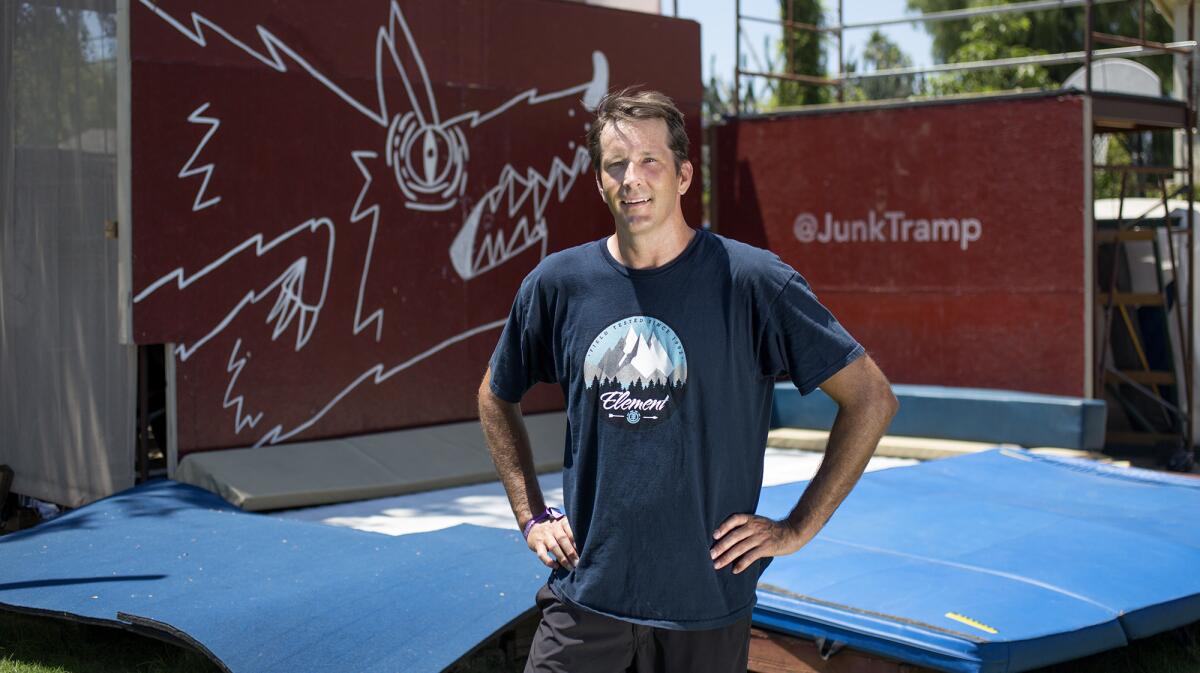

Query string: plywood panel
716 96 1086 396
130 0 702 454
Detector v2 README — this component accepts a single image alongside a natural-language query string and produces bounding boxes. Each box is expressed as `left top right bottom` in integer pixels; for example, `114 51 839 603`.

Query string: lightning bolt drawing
350 150 384 342
178 102 221 211
224 338 264 433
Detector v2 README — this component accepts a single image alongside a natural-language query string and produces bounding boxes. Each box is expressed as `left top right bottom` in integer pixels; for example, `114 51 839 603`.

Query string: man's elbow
864 368 899 420
845 369 899 422
478 370 519 417
478 370 501 414
879 385 900 421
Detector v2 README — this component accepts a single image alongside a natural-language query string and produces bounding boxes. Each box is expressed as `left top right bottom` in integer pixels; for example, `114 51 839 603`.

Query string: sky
668 0 936 87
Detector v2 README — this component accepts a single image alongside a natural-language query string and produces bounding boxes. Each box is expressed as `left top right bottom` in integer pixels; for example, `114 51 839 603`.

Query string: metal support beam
739 69 838 86
739 13 828 33
1189 0 1197 453
740 44 1199 88
734 0 741 116
1092 31 1193 55
1092 94 1189 132
741 0 1124 32
837 0 844 102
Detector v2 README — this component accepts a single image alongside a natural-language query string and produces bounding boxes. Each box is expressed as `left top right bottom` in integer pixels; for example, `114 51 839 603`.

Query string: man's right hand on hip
528 516 579 570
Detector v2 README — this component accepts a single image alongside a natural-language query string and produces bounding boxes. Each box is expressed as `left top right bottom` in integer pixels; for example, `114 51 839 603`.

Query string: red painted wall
131 1 702 455
716 95 1087 396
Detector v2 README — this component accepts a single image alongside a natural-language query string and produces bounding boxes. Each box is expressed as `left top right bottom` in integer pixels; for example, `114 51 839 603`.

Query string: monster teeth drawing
368 1 609 279
447 50 609 281
449 145 593 281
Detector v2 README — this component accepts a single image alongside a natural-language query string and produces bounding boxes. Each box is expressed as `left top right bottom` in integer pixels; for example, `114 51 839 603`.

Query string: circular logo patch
583 316 687 428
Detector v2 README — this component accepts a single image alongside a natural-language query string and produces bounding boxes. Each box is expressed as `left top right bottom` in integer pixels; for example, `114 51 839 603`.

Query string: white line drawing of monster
133 1 609 447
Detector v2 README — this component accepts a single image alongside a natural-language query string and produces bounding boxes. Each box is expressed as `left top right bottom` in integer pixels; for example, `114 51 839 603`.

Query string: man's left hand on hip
710 513 814 574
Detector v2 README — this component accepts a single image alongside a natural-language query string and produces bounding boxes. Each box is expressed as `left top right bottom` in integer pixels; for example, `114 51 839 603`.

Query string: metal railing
734 0 1193 110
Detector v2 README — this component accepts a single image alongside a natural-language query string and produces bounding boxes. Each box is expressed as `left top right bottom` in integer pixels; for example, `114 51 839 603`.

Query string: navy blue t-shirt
488 229 864 630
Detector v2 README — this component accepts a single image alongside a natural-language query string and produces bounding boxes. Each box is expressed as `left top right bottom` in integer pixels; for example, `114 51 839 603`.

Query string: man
478 89 898 672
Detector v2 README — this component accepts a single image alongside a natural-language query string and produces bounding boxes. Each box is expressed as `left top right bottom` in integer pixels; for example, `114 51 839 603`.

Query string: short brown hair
586 88 689 172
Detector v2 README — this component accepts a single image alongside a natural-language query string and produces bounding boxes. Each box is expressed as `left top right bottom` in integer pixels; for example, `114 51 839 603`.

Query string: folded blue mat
753 449 1200 673
0 481 545 673
772 383 1108 449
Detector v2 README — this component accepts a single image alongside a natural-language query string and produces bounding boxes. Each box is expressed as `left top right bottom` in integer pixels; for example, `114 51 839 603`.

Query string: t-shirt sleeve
487 273 557 403
759 272 865 395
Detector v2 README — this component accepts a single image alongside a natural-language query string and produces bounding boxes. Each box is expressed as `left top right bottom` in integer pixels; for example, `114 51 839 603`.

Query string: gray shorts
523 584 752 673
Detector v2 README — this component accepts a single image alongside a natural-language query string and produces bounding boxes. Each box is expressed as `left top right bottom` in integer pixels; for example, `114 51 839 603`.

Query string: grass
0 610 218 673
1 608 1198 672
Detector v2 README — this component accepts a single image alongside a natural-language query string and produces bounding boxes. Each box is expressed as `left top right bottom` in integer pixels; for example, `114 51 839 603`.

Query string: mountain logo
584 316 687 428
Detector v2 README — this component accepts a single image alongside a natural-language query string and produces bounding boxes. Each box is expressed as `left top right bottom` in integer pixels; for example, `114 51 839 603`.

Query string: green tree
775 0 829 106
701 67 729 227
742 36 783 113
703 57 735 123
12 4 116 147
926 12 1056 94
845 29 917 101
906 0 1174 95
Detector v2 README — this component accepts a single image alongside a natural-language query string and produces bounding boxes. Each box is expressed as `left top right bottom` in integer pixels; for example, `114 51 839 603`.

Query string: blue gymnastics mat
0 481 545 673
772 383 1107 450
753 448 1200 673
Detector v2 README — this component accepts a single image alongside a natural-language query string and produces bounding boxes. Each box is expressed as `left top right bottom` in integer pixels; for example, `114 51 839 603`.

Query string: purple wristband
522 507 564 538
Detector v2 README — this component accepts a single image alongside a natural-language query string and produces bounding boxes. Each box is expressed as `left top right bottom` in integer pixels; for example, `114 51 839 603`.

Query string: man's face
595 117 692 234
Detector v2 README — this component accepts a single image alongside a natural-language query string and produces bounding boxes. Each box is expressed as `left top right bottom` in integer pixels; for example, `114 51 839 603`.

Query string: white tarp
0 0 134 507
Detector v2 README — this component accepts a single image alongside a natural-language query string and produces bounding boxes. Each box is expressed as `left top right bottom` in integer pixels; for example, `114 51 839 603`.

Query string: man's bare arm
478 367 578 569
711 354 898 573
781 353 898 541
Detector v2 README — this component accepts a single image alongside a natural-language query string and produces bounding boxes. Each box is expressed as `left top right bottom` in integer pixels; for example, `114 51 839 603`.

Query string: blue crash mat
772 383 1107 449
753 448 1200 673
0 481 545 673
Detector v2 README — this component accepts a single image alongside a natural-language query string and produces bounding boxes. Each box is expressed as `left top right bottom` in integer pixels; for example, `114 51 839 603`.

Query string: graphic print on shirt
583 316 687 428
